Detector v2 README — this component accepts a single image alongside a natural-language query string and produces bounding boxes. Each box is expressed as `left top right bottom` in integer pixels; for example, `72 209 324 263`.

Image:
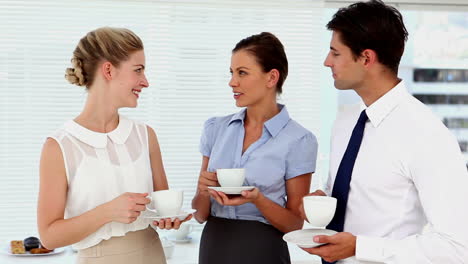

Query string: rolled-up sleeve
285 132 318 180
199 117 217 157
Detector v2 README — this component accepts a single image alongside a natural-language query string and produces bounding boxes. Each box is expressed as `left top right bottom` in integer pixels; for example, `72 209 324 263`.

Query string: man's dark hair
327 0 408 73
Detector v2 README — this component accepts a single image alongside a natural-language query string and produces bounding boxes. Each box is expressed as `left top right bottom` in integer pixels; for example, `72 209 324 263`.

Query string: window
443 118 468 129
414 94 468 105
414 69 468 82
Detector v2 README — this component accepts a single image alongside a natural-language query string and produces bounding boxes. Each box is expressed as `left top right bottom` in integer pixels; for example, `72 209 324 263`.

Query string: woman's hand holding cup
197 171 219 194
105 192 150 224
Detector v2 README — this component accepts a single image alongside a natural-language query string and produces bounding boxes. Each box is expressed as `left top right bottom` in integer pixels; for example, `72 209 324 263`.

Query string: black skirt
199 216 291 264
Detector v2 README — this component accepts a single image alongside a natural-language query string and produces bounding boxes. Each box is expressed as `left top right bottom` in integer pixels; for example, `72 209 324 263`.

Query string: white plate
2 246 66 256
283 228 337 248
167 236 192 243
207 186 255 194
142 208 196 221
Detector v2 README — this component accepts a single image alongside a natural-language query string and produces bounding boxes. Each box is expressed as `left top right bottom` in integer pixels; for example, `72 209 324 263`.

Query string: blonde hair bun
65 58 86 86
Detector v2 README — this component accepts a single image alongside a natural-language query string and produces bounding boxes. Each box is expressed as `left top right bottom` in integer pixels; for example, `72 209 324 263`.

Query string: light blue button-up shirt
199 104 318 224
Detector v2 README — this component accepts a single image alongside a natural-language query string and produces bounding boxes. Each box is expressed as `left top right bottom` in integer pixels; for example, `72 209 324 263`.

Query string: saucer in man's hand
283 228 337 248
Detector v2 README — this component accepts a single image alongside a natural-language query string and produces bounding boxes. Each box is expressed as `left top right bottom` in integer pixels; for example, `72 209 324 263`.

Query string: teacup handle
145 196 158 213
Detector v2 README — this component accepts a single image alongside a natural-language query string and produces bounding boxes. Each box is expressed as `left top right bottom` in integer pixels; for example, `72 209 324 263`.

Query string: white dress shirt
326 81 468 263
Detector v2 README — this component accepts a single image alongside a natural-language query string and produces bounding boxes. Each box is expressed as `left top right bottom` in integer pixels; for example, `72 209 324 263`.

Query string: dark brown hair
327 0 408 74
233 32 288 94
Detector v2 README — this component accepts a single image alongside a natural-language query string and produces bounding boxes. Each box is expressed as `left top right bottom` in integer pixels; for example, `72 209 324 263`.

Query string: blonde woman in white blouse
37 27 190 264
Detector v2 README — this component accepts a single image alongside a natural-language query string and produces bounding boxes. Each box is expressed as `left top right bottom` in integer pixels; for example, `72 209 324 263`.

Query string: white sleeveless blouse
50 115 154 250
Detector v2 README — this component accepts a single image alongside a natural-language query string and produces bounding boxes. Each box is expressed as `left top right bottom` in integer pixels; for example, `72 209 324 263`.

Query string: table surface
1 231 321 264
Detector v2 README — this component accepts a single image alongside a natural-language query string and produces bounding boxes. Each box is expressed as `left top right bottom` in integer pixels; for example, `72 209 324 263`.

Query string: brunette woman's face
229 50 273 107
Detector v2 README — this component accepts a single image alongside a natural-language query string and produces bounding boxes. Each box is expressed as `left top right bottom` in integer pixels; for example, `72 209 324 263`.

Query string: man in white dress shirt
302 0 468 263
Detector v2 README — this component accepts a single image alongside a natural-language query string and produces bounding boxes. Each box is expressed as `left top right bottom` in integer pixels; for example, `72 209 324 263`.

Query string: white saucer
208 186 255 194
2 246 66 256
168 236 192 243
142 209 196 221
283 228 337 248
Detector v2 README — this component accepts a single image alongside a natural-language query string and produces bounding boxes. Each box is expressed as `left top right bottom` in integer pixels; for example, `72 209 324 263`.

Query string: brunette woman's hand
197 171 219 195
209 188 263 206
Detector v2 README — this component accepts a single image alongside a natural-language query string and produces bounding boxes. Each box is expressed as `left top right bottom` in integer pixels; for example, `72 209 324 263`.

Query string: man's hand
301 232 356 262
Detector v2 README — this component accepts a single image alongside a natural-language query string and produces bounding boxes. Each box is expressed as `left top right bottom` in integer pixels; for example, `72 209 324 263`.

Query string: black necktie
322 110 368 264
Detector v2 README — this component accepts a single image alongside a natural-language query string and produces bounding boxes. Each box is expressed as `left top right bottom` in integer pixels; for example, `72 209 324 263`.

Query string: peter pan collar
63 115 133 148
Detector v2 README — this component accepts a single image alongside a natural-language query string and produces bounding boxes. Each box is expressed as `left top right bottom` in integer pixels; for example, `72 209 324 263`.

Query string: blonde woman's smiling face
111 50 149 108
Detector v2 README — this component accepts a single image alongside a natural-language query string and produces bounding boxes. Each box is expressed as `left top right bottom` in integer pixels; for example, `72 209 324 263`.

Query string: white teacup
303 196 337 228
173 223 193 240
216 168 245 187
146 190 183 216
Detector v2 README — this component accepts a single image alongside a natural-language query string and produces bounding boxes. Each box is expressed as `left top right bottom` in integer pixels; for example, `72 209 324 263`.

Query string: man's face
324 31 366 91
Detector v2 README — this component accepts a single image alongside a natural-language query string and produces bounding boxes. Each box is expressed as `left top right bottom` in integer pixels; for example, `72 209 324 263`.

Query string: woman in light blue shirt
192 32 318 264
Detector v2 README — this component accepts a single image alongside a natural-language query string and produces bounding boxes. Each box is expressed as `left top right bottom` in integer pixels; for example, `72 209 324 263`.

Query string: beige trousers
76 227 166 264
